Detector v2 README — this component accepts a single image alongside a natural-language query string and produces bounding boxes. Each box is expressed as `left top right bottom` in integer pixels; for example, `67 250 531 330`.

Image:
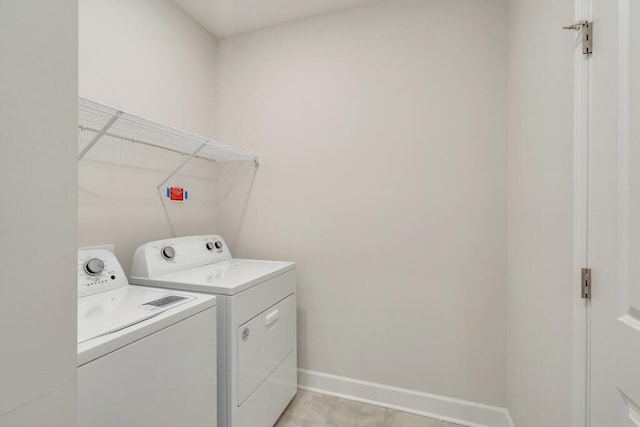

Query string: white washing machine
77 248 217 427
130 235 297 427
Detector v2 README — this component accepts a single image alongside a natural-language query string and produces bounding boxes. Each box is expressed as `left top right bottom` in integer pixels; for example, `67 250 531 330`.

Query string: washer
77 248 217 427
130 235 297 427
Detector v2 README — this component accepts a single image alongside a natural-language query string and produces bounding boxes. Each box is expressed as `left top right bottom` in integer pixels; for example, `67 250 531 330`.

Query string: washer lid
131 259 295 296
77 286 195 344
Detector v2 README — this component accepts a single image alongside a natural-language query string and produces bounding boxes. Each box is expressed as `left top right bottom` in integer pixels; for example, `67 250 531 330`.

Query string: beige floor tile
284 389 338 424
383 409 443 427
278 389 468 427
327 398 386 427
275 413 330 427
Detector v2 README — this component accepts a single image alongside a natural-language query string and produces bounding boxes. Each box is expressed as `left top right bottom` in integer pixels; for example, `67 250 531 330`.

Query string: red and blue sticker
166 186 188 202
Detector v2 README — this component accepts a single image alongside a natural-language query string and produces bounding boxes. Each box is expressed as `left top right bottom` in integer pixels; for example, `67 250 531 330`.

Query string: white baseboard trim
297 369 514 427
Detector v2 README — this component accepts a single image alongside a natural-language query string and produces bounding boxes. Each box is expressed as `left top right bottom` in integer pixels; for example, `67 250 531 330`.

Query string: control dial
214 241 223 249
161 246 176 260
206 242 215 251
83 258 105 276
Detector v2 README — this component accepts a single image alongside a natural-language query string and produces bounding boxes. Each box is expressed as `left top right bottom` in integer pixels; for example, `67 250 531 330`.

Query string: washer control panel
78 248 128 298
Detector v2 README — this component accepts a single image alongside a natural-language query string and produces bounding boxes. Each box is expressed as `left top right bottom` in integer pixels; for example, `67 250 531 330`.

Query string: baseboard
297 369 514 427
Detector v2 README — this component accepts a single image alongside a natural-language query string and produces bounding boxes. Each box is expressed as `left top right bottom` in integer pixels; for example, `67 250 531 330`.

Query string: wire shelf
78 97 258 164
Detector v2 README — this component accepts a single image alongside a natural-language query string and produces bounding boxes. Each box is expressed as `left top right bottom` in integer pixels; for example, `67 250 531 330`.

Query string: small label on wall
166 186 188 202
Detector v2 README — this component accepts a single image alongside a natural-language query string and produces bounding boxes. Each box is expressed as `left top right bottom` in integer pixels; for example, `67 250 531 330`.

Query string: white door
590 0 640 425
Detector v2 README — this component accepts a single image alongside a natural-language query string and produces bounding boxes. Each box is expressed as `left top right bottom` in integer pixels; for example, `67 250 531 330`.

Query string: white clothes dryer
130 235 297 427
77 248 217 427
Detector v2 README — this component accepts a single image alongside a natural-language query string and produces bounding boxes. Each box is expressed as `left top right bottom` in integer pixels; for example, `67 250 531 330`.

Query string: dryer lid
131 259 295 296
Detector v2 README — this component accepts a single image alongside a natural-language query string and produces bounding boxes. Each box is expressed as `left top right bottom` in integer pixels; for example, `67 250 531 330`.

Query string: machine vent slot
143 295 187 308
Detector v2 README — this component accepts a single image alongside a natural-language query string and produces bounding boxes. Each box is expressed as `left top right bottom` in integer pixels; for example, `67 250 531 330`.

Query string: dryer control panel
78 249 128 298
131 235 232 278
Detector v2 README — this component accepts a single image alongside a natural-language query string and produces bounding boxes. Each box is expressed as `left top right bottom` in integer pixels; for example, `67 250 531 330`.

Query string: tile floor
275 390 467 427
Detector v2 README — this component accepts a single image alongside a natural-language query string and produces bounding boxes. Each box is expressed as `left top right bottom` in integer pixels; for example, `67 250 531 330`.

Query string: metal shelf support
77 111 122 160
156 141 208 193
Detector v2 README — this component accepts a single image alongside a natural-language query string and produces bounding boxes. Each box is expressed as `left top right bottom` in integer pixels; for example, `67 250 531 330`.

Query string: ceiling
172 0 379 38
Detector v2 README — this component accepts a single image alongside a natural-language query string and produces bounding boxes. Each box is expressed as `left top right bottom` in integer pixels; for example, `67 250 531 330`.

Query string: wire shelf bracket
156 141 208 193
77 97 260 188
78 111 122 160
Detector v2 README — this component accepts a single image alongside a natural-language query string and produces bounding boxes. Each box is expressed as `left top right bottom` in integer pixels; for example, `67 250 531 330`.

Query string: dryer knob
84 258 104 276
161 246 175 260
206 242 215 251
214 241 223 249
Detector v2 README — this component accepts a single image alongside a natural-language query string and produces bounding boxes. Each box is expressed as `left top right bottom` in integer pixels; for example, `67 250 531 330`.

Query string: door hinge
563 20 593 55
581 268 592 299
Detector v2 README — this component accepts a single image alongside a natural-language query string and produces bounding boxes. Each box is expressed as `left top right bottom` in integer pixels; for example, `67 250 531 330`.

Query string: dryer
130 235 297 427
77 248 217 427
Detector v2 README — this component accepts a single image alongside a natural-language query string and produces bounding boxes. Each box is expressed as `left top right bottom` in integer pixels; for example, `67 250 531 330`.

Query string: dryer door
237 294 296 405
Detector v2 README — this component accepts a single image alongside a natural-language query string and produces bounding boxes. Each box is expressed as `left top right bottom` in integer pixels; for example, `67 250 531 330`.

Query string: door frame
572 0 592 425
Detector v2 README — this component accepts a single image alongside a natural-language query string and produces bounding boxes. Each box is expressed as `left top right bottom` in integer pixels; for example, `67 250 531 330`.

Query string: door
590 0 640 425
237 294 296 405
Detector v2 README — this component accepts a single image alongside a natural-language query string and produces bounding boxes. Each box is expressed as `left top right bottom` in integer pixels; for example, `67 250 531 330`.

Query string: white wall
0 1 78 426
74 0 580 422
78 0 219 274
506 0 575 425
215 0 508 407
79 0 217 136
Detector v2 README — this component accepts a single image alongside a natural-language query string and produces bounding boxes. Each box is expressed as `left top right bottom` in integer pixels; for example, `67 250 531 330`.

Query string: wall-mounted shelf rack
78 97 259 191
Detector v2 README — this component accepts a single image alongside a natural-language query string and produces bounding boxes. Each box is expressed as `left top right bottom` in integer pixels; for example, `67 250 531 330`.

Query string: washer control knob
84 258 104 276
206 242 215 251
214 241 223 249
161 246 175 260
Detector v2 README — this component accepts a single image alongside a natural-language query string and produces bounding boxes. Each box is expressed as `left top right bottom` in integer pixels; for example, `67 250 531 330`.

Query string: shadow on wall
213 160 258 251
